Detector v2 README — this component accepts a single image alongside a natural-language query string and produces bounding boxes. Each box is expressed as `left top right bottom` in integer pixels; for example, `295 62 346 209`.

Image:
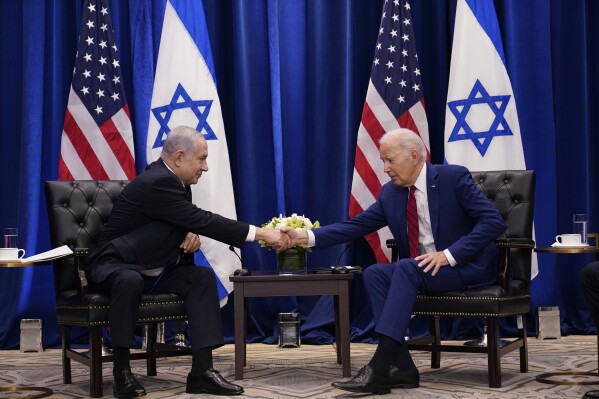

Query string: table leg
334 295 341 364
233 282 245 380
338 280 351 377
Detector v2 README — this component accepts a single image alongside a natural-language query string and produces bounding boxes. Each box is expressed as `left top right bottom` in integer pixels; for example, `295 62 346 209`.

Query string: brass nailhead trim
416 295 529 301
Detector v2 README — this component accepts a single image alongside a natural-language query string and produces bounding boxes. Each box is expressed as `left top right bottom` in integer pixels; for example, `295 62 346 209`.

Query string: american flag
59 0 135 180
349 0 430 263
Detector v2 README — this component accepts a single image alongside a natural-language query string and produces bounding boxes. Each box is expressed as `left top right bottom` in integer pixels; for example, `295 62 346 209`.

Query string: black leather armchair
387 170 536 388
45 180 191 397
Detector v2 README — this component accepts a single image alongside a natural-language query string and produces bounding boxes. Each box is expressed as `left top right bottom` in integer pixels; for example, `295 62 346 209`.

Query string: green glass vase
276 247 307 275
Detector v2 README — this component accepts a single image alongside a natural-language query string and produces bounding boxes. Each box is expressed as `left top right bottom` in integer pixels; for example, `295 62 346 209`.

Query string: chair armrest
74 248 90 299
386 239 399 262
495 238 534 291
495 238 535 249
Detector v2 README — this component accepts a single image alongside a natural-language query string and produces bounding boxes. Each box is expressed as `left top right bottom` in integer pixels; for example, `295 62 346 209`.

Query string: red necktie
407 185 419 258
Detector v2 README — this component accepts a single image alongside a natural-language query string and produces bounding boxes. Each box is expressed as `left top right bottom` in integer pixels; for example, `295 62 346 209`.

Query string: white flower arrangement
259 213 320 251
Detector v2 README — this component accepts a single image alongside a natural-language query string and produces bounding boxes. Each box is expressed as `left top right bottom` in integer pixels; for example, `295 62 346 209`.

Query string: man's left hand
180 232 202 253
415 251 449 276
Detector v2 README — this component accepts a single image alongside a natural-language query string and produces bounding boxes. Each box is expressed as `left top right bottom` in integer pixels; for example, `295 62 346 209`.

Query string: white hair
380 128 427 159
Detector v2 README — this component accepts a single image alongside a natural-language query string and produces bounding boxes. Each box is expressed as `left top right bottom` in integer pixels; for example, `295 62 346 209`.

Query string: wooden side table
229 271 354 380
1 260 54 398
534 235 599 385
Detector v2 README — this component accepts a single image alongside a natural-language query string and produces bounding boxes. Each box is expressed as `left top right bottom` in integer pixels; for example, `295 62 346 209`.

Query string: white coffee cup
0 247 25 261
555 234 582 246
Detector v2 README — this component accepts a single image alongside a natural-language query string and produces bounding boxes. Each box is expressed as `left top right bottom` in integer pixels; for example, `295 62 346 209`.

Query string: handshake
255 227 309 252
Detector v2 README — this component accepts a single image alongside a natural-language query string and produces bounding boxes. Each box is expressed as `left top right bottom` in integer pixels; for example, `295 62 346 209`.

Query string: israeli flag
146 0 240 303
444 0 537 278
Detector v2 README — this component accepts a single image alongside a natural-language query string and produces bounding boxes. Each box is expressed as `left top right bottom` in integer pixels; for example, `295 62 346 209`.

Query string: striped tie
407 186 419 258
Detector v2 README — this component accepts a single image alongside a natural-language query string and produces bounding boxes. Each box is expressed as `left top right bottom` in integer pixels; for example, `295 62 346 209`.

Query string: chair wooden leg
62 325 72 384
519 315 528 372
147 323 157 376
487 317 501 388
431 316 441 369
89 326 104 398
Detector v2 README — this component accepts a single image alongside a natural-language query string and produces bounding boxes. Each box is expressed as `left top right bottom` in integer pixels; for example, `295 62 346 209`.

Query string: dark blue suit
314 163 506 342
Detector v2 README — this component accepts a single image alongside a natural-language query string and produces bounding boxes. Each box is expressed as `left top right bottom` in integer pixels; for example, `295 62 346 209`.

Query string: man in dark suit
87 126 287 398
282 128 506 394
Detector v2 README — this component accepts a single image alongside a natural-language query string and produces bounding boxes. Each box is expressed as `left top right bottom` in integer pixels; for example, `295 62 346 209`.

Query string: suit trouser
91 262 223 350
581 261 599 328
362 259 465 343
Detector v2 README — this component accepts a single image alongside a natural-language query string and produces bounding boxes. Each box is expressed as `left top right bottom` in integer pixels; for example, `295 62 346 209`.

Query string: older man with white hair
283 128 506 394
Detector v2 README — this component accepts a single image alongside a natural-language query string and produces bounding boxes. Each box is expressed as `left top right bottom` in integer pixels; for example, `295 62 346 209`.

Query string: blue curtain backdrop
0 0 598 349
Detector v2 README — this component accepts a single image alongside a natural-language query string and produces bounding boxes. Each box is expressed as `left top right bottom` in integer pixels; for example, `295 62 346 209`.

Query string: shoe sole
391 382 419 389
332 384 391 395
185 387 244 396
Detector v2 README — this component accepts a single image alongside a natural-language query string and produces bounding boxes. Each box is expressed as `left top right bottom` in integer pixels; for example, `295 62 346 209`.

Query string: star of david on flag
447 79 513 157
151 83 216 150
444 0 537 278
146 0 240 304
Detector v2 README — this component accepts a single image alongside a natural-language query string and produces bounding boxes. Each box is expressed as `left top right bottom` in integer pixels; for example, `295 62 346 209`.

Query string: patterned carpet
1 336 598 398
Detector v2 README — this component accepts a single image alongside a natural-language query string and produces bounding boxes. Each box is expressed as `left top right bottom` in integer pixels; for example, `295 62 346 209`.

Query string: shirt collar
413 163 427 193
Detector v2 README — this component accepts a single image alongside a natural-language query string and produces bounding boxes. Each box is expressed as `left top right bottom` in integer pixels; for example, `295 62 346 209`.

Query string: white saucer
551 242 590 248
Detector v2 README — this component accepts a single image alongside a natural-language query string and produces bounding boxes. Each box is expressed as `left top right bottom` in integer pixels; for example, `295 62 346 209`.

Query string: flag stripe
353 146 383 201
62 108 109 180
99 115 135 178
60 130 94 180
58 156 75 181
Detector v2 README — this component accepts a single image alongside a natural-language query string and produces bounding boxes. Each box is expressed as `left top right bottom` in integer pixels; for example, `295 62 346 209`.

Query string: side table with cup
0 227 54 399
0 227 26 263
534 230 599 386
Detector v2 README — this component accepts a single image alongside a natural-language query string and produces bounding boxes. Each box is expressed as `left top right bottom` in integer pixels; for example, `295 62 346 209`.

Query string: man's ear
174 150 184 167
410 148 419 165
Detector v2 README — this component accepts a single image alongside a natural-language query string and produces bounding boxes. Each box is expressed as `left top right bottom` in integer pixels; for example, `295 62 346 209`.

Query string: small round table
1 260 54 398
534 239 599 385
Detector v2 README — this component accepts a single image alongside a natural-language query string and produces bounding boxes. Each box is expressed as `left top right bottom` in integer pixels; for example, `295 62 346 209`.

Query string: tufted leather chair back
45 180 128 299
471 170 535 296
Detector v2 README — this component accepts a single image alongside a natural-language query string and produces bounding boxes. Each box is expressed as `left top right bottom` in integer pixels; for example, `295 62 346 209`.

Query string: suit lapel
427 163 440 240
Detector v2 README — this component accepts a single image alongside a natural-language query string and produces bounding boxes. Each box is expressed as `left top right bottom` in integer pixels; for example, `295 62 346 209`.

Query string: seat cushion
56 291 186 326
413 284 530 316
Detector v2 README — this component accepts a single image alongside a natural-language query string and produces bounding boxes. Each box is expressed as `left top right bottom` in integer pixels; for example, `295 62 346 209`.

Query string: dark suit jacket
314 163 506 288
87 158 249 282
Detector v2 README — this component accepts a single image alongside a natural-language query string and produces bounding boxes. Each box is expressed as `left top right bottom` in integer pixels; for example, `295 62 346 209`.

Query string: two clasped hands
254 227 307 251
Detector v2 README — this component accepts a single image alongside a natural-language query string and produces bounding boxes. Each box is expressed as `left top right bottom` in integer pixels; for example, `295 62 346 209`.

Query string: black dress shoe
112 369 146 398
390 365 419 388
186 369 244 396
331 365 391 394
583 390 599 399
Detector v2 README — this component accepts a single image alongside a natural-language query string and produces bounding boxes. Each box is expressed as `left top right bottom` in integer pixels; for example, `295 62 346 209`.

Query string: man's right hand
256 228 291 251
280 227 309 248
